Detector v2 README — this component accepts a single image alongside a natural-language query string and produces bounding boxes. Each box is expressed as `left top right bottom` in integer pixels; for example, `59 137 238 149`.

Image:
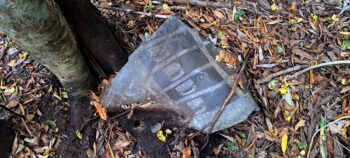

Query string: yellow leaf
295 119 306 130
76 130 82 140
331 14 339 22
340 52 350 57
19 52 28 59
182 146 191 158
156 130 166 142
7 60 16 67
165 129 172 134
278 87 288 94
4 86 16 94
271 3 278 11
92 101 107 120
310 13 318 21
341 128 347 137
281 128 288 155
340 32 350 35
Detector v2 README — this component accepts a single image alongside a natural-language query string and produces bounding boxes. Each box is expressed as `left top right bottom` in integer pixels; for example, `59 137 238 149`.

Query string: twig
340 0 350 15
159 0 232 8
21 118 33 137
94 5 170 19
333 137 350 153
257 65 308 84
0 103 25 118
306 116 350 158
287 60 350 80
110 101 153 120
201 55 250 150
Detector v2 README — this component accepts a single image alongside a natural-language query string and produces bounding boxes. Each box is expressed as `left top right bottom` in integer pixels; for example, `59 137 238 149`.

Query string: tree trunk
0 0 95 93
55 0 128 75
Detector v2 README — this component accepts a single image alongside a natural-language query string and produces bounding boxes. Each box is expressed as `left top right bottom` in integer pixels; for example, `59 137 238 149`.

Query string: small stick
110 101 153 120
201 55 250 150
0 103 25 118
21 118 33 137
257 65 308 84
94 5 170 19
333 137 350 153
306 116 350 158
287 60 350 80
159 0 232 8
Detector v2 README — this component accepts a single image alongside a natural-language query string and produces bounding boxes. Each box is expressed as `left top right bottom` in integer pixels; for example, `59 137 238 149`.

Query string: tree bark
0 0 95 93
55 0 128 75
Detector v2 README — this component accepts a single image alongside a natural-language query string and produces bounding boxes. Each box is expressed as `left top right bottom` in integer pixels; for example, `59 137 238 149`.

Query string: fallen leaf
294 119 305 130
213 10 225 19
342 39 350 49
288 1 298 11
292 48 313 60
19 52 28 59
156 130 166 142
267 19 283 25
281 128 288 155
115 138 131 149
162 4 172 14
6 100 19 108
268 80 279 90
340 32 350 36
7 59 16 67
182 146 191 158
92 101 107 120
76 130 82 140
331 14 339 22
340 86 350 93
278 87 288 94
271 3 278 11
165 129 172 134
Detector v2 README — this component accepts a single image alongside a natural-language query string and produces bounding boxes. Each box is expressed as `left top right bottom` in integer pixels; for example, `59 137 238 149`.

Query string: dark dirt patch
0 119 15 157
39 94 96 158
115 109 185 157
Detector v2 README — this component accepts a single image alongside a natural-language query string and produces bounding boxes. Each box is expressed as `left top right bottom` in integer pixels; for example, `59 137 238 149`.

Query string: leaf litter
90 0 350 157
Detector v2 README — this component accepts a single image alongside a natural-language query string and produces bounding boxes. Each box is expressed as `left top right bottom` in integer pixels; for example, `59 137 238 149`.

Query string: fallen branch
159 0 232 8
94 5 170 19
257 65 308 84
306 116 350 158
287 60 350 80
201 55 250 150
258 60 350 84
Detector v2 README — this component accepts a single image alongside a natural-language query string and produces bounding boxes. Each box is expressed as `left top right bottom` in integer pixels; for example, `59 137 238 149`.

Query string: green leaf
3 40 8 49
144 5 155 10
15 144 25 154
45 119 57 128
277 45 284 53
342 39 350 49
268 80 279 90
217 31 223 39
320 117 326 140
227 143 239 151
144 32 150 40
297 141 306 150
320 142 328 158
234 11 245 21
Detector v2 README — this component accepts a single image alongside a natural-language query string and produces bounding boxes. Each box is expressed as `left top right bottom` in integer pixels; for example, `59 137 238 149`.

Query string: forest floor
1 0 350 158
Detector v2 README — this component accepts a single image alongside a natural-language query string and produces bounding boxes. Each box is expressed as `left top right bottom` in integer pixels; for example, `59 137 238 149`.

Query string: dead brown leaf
292 48 314 60
6 100 19 108
182 146 191 158
92 101 107 120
